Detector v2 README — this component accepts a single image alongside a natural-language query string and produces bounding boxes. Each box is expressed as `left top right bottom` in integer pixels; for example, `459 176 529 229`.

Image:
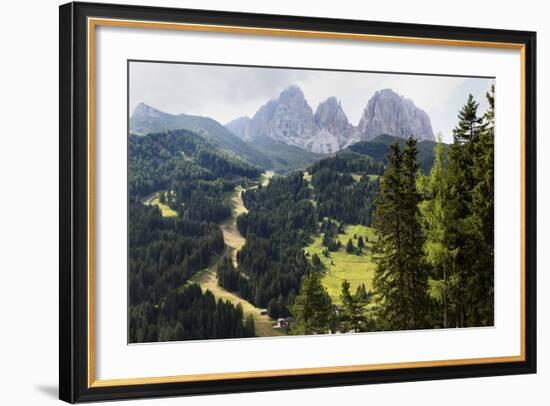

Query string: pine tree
417 134 456 328
276 294 287 317
467 84 495 326
244 314 256 337
454 94 483 145
356 284 369 302
401 138 431 327
291 272 334 335
373 143 405 329
312 253 322 268
373 139 430 331
346 238 354 254
445 94 485 327
267 298 278 318
340 280 369 333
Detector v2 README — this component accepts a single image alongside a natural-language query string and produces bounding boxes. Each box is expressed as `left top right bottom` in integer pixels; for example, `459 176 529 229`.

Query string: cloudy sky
129 61 494 144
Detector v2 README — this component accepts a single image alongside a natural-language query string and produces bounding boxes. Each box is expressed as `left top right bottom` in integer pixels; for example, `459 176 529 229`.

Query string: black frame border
59 1 537 403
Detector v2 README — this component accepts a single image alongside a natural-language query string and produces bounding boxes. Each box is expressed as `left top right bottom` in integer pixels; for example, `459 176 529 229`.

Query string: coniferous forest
128 85 495 342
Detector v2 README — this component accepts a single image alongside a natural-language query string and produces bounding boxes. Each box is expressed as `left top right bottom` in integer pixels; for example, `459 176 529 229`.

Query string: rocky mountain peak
314 97 349 128
224 86 435 154
278 85 307 106
266 85 318 149
357 89 435 141
313 97 356 152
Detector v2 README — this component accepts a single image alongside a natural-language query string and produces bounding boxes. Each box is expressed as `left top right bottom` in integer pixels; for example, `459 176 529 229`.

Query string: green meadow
146 192 178 217
304 223 377 305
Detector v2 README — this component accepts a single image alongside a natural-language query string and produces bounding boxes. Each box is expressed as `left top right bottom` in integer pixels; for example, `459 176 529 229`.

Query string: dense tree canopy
235 173 317 314
310 154 381 225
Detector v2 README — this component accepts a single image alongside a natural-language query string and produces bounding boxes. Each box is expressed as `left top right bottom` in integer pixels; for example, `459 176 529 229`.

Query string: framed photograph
59 2 536 403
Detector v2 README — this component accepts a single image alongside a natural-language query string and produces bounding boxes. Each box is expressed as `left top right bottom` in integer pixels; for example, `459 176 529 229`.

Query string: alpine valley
128 82 494 343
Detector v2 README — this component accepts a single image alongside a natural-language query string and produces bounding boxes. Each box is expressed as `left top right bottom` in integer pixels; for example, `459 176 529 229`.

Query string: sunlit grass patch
304 223 377 305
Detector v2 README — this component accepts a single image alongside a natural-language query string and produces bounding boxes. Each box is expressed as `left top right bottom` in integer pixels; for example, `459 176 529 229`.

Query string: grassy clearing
351 173 379 182
304 223 377 305
261 170 275 186
144 191 178 217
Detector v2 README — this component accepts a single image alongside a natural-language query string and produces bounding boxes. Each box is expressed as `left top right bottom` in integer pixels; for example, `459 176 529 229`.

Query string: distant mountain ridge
130 102 324 174
130 102 272 169
342 134 445 174
226 86 435 154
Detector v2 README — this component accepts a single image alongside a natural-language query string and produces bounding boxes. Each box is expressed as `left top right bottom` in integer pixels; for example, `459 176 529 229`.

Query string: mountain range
225 86 434 154
130 102 327 173
130 86 436 172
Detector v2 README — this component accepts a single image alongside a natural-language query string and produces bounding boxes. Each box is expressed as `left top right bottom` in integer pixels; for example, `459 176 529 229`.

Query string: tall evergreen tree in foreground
416 90 494 329
468 85 495 326
291 272 334 335
417 134 455 328
372 139 431 331
445 93 487 327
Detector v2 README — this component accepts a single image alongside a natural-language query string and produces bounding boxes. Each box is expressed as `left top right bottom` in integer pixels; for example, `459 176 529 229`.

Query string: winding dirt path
220 169 274 268
190 172 284 337
220 186 248 268
192 265 284 337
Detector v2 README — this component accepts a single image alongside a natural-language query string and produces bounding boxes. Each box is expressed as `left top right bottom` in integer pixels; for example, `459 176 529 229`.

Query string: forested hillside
347 134 445 174
128 129 260 342
129 87 494 341
130 103 272 168
232 173 317 315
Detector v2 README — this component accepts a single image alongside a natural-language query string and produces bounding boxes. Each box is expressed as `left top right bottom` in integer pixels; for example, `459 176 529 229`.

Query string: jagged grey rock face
313 97 357 153
357 89 435 142
226 86 352 154
227 86 329 153
240 99 278 144
225 116 251 141
225 86 435 153
266 86 320 149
